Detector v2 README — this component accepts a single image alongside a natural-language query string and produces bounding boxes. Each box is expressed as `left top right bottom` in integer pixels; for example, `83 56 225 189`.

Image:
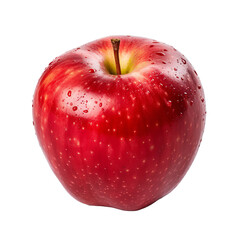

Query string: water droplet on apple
174 68 177 71
194 70 198 76
162 61 166 64
156 52 165 56
167 100 172 107
181 58 186 64
190 100 194 106
67 91 72 97
149 45 154 48
83 110 88 113
89 69 96 73
198 85 201 89
201 98 205 102
72 106 78 111
164 49 168 52
99 103 102 107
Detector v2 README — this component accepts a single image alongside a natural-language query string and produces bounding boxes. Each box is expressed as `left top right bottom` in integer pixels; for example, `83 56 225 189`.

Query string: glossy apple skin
33 36 206 211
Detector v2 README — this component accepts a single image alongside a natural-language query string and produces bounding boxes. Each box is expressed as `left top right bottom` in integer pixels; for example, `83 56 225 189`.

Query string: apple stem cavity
111 39 121 75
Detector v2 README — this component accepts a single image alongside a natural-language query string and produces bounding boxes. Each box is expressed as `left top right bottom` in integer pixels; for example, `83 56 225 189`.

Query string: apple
33 36 206 211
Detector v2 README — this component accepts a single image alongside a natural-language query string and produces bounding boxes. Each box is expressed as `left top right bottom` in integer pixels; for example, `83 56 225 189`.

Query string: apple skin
33 36 206 211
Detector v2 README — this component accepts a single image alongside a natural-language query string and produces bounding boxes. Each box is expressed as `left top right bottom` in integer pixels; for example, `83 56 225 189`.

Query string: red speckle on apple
33 36 206 211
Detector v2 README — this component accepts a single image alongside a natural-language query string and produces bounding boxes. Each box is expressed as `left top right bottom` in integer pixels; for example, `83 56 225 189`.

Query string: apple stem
111 39 121 75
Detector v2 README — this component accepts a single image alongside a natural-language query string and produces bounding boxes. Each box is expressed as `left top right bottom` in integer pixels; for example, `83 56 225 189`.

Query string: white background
0 0 239 239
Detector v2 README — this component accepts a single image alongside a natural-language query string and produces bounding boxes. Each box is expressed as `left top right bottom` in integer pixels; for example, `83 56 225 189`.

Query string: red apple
33 36 206 211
